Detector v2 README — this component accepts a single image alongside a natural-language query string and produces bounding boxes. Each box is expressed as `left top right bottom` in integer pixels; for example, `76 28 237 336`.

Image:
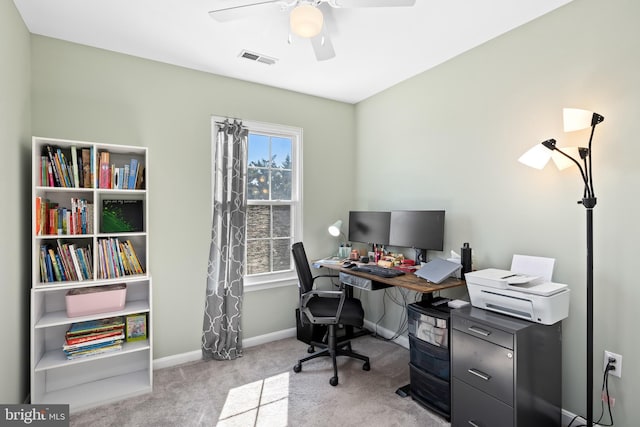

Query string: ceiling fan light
290 4 323 38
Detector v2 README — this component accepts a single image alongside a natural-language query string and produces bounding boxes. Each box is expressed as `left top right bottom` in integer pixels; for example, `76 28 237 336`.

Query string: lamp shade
551 147 581 170
518 144 552 169
290 4 323 38
328 220 343 237
563 108 603 132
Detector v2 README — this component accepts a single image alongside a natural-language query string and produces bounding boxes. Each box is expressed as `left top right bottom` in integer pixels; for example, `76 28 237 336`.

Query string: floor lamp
519 108 604 427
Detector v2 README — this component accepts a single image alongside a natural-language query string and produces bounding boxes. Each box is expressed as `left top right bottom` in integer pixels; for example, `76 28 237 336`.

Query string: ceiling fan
208 0 416 61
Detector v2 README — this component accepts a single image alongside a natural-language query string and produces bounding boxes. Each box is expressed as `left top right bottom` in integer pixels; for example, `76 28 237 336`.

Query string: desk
314 260 466 405
313 261 465 301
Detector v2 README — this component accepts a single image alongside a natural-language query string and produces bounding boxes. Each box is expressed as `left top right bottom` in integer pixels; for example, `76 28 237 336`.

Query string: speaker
461 242 472 278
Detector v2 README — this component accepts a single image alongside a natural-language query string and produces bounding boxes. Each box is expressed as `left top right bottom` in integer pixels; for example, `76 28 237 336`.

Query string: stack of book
63 316 125 360
35 196 93 236
98 152 144 190
40 144 93 188
40 240 93 283
96 238 144 279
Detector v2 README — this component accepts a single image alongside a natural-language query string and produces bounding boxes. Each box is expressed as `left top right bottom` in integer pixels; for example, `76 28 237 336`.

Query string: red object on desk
395 265 418 273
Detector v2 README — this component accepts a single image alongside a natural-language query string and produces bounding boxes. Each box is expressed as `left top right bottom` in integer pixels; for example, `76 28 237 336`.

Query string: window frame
211 117 303 292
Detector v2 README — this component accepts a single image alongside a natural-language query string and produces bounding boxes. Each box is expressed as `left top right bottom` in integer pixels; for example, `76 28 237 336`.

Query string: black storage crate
409 363 451 418
407 301 450 348
409 334 450 380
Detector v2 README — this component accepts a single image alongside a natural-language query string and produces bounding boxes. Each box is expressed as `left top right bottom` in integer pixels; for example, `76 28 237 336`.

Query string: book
68 244 84 281
64 342 122 360
124 240 144 274
128 159 138 189
99 151 110 189
90 146 95 188
135 165 145 189
48 248 62 281
113 166 121 189
57 148 72 187
81 148 91 188
65 330 124 346
76 149 84 188
64 334 124 350
44 145 62 187
66 316 125 336
125 313 147 342
101 199 144 233
35 196 42 235
71 146 80 188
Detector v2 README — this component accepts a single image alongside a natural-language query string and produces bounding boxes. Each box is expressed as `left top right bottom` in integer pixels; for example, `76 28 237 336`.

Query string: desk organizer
65 283 127 317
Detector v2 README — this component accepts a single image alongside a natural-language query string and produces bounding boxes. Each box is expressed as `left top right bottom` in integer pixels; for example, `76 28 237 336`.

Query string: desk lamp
328 220 349 257
519 108 604 427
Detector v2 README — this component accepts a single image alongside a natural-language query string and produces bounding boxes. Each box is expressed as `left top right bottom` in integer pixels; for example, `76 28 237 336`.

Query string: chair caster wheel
330 376 338 386
293 363 301 373
363 362 370 371
307 346 314 353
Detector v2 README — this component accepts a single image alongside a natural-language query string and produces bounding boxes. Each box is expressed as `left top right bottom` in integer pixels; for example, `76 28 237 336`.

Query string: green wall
0 0 31 404
355 0 639 423
29 35 357 359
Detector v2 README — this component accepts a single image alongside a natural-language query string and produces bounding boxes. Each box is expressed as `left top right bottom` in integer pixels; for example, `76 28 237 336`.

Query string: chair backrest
292 242 314 294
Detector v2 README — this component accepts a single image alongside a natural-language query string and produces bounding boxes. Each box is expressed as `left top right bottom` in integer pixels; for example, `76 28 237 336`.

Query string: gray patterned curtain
202 119 248 360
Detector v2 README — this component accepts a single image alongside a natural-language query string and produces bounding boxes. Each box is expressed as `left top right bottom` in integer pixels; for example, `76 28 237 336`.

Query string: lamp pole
582 196 596 427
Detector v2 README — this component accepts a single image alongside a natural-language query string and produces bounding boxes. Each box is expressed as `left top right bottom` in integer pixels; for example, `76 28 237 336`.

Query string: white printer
464 255 570 325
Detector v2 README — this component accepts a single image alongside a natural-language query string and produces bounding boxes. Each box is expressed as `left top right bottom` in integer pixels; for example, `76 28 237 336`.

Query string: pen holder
338 246 350 258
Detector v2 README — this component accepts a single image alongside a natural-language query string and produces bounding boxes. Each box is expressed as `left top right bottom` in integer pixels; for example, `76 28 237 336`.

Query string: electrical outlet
603 350 622 378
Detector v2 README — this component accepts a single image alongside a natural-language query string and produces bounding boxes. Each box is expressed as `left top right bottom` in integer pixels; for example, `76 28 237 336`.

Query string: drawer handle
468 326 491 336
468 422 480 427
468 368 491 381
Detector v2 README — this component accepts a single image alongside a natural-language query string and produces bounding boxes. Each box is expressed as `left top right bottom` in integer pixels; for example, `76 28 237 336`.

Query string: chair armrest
300 289 346 325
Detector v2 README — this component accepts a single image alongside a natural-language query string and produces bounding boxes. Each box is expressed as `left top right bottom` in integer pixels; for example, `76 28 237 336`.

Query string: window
212 118 302 290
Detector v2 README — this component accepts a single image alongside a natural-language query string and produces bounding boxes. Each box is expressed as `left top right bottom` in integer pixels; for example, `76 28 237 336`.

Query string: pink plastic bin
65 284 127 317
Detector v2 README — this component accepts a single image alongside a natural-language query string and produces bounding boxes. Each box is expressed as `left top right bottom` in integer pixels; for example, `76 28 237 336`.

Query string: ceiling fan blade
310 32 336 61
209 0 284 22
329 0 415 7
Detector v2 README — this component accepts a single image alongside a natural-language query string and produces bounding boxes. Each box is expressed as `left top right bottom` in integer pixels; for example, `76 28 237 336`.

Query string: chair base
293 325 370 386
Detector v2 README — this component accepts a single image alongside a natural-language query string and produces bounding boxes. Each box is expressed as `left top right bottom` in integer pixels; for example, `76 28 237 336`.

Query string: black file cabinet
407 300 452 420
450 306 562 427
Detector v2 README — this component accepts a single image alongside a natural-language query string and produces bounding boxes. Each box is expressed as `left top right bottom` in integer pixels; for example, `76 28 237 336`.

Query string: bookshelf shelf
34 299 150 329
36 340 151 372
35 370 151 413
31 136 152 412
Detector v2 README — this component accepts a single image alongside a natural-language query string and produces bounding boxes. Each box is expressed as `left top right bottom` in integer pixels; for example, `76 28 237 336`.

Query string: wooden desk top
315 261 466 294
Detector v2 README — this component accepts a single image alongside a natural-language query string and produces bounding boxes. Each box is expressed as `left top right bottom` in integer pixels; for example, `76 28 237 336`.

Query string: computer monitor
388 210 445 263
348 211 391 245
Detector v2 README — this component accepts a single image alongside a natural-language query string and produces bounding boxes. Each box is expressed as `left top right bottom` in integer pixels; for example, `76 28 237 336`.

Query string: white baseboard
153 323 405 370
153 327 297 370
363 319 409 349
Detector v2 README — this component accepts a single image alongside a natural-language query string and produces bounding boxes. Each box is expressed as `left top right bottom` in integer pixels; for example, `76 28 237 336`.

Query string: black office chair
291 242 370 386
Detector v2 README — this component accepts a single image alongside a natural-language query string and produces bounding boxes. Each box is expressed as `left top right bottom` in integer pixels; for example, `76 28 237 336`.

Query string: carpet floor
69 335 450 427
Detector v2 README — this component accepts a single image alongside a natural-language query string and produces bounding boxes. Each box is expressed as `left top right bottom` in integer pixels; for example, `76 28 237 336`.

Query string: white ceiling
13 0 574 104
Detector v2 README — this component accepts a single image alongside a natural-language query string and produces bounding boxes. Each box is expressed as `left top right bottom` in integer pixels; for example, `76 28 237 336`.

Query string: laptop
415 257 462 284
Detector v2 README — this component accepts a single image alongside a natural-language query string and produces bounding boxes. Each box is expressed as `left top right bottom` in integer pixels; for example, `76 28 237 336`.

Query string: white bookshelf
30 136 152 412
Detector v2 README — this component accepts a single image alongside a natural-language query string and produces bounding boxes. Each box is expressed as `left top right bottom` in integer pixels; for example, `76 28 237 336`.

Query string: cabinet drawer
452 314 513 349
409 334 449 380
451 329 514 405
452 378 513 427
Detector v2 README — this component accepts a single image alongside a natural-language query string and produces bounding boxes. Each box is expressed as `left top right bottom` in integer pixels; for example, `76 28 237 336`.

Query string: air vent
239 50 278 66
